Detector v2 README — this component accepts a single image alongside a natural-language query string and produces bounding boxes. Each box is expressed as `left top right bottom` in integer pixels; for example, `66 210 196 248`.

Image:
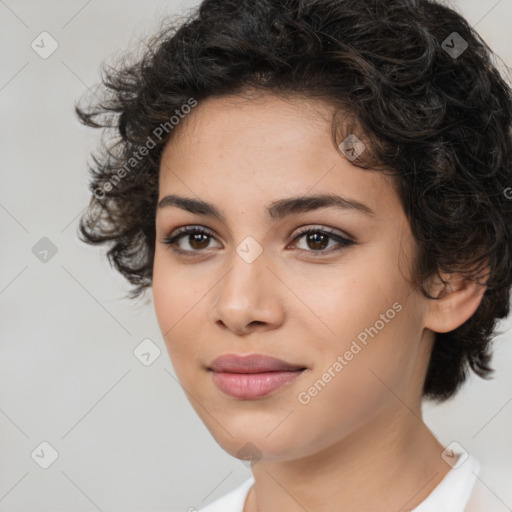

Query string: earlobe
423 270 488 334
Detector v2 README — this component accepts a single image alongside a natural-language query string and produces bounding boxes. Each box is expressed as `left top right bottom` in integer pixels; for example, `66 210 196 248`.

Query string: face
152 92 434 462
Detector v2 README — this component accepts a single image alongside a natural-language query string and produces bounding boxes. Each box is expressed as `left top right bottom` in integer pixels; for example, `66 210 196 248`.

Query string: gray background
1 0 511 510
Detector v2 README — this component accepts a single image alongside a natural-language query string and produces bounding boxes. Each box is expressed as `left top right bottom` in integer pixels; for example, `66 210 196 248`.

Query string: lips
208 354 307 399
209 353 306 373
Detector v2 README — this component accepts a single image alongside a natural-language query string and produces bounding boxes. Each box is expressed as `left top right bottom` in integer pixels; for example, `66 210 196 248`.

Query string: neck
244 403 449 512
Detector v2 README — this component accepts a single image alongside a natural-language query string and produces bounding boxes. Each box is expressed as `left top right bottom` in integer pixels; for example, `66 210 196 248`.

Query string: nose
210 248 284 336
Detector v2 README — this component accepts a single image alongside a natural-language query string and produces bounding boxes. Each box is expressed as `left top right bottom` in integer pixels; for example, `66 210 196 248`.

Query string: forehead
162 92 333 159
158 93 400 220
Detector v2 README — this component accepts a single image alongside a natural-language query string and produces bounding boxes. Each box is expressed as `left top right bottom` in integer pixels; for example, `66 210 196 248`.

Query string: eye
161 226 220 255
288 226 355 256
160 225 355 257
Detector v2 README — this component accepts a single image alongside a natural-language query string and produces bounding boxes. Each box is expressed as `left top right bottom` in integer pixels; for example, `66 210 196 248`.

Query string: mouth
207 353 307 399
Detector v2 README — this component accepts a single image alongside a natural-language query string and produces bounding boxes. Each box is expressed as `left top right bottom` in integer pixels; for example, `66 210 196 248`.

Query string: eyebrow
157 193 374 221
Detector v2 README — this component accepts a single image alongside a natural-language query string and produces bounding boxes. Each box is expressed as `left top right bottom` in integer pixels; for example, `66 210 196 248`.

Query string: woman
76 0 512 510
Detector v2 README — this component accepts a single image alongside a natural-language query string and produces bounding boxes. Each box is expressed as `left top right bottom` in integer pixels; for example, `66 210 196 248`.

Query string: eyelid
291 224 354 242
163 223 353 242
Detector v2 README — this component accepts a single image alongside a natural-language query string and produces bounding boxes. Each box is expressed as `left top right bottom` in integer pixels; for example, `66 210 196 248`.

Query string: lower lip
211 370 305 399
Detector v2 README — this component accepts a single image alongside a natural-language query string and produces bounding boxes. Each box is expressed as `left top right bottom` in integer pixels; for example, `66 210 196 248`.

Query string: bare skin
152 91 486 512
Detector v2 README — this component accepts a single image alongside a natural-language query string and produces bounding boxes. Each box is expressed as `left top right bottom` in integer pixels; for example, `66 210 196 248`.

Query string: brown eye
162 226 220 254
161 225 355 257
186 232 210 250
290 227 355 255
303 232 329 250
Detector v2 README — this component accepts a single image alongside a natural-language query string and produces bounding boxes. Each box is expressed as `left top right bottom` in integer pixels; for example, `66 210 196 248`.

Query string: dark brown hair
76 0 512 401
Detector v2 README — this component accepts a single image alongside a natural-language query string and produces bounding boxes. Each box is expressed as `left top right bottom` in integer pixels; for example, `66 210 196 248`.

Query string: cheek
152 256 179 334
152 255 200 367
152 250 203 330
292 250 420 392
292 254 408 348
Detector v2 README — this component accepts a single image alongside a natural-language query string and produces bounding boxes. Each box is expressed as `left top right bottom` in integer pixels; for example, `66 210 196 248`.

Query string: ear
423 263 489 334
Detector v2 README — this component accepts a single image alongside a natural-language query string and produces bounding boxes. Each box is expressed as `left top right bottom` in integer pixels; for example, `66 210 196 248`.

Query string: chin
203 416 305 463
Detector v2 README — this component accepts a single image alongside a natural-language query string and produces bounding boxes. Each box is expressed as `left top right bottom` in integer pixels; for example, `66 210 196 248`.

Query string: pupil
191 233 209 249
308 233 327 250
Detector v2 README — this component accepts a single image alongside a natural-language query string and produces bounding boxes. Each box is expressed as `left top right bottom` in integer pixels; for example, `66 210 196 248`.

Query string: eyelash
161 225 355 257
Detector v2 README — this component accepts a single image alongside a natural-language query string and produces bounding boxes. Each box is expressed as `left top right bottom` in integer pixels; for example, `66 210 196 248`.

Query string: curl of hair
76 0 512 401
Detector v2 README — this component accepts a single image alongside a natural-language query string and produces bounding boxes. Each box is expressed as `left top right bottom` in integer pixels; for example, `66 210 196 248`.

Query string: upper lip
208 354 306 373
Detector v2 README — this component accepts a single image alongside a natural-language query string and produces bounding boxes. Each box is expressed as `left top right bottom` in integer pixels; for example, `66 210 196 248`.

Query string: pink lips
208 354 306 399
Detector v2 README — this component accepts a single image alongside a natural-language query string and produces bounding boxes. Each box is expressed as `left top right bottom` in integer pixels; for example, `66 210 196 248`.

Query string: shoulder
197 477 254 512
411 453 508 512
465 457 511 512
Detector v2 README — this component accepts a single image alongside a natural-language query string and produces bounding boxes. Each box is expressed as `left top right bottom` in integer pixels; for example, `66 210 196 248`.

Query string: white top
197 454 508 512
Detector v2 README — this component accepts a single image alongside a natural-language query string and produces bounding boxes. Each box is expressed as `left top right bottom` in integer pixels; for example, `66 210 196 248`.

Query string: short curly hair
76 0 512 402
